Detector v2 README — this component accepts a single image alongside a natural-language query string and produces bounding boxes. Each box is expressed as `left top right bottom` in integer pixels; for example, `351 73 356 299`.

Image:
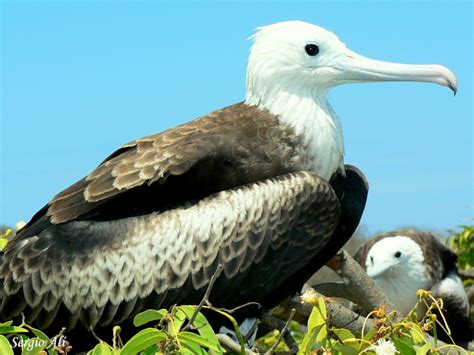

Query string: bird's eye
305 44 319 56
395 251 402 258
370 256 374 264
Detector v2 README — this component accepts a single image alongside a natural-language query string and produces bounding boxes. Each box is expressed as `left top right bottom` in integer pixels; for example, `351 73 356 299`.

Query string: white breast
248 89 345 180
375 275 430 315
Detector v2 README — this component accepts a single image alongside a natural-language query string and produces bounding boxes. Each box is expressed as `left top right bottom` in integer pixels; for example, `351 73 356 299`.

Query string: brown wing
39 103 298 224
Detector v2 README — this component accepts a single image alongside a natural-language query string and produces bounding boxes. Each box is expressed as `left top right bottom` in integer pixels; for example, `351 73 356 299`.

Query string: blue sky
1 1 472 236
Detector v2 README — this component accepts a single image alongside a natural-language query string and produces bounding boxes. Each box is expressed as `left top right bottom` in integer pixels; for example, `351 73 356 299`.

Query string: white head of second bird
365 236 430 314
245 21 457 180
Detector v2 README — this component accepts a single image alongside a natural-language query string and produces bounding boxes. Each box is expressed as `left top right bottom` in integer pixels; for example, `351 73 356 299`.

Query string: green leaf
21 338 48 355
178 305 223 351
299 324 322 354
413 343 432 355
305 305 327 347
23 324 50 342
179 348 199 355
331 344 359 355
408 323 427 344
394 338 416 355
177 332 222 352
0 335 13 355
90 341 114 355
362 328 377 341
141 345 161 355
179 338 207 355
204 306 245 353
169 308 188 336
0 238 9 251
121 328 167 354
316 324 327 344
133 309 168 327
398 334 415 347
307 306 324 330
332 328 356 342
0 325 29 335
318 296 327 320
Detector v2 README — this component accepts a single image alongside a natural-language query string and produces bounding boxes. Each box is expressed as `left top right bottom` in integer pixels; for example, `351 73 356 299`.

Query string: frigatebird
0 21 456 347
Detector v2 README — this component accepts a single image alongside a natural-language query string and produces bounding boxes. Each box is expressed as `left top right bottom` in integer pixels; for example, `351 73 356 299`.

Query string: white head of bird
365 236 427 280
245 21 457 180
365 236 430 314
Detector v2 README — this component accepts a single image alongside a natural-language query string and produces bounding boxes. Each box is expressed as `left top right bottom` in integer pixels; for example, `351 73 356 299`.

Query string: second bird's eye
395 251 402 258
305 44 320 56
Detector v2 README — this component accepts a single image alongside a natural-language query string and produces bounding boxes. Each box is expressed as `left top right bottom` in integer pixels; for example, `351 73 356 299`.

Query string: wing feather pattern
1 172 340 330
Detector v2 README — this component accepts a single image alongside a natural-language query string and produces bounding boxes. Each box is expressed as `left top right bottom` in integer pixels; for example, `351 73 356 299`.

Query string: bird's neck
245 88 345 180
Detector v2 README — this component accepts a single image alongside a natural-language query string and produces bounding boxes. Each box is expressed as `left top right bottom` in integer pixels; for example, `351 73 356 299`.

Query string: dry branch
323 249 400 318
217 334 258 355
274 249 393 333
467 285 474 304
458 268 474 281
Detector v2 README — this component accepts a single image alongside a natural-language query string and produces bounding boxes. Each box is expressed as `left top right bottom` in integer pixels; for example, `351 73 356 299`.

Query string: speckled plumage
2 170 343 329
0 99 368 343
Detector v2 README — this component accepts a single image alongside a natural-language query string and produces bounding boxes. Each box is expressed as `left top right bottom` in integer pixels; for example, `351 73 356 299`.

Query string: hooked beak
332 50 458 95
367 263 395 279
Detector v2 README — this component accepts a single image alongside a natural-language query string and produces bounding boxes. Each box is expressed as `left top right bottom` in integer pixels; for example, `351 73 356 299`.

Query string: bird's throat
247 91 345 180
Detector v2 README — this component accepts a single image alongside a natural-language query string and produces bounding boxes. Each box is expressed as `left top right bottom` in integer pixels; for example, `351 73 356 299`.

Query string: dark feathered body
0 103 368 349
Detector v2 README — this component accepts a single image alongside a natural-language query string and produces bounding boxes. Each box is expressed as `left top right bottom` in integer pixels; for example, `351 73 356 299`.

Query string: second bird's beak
332 50 458 95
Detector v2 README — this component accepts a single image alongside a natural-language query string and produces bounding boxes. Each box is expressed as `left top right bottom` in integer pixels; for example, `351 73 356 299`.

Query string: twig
217 333 258 355
466 285 474 304
221 301 261 314
458 268 474 281
89 326 103 344
184 264 223 330
261 311 298 354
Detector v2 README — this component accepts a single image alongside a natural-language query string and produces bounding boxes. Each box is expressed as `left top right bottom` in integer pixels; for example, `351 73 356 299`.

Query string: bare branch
312 281 348 299
324 250 400 318
217 333 258 355
220 301 261 314
466 285 474 304
184 264 223 331
458 268 474 281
